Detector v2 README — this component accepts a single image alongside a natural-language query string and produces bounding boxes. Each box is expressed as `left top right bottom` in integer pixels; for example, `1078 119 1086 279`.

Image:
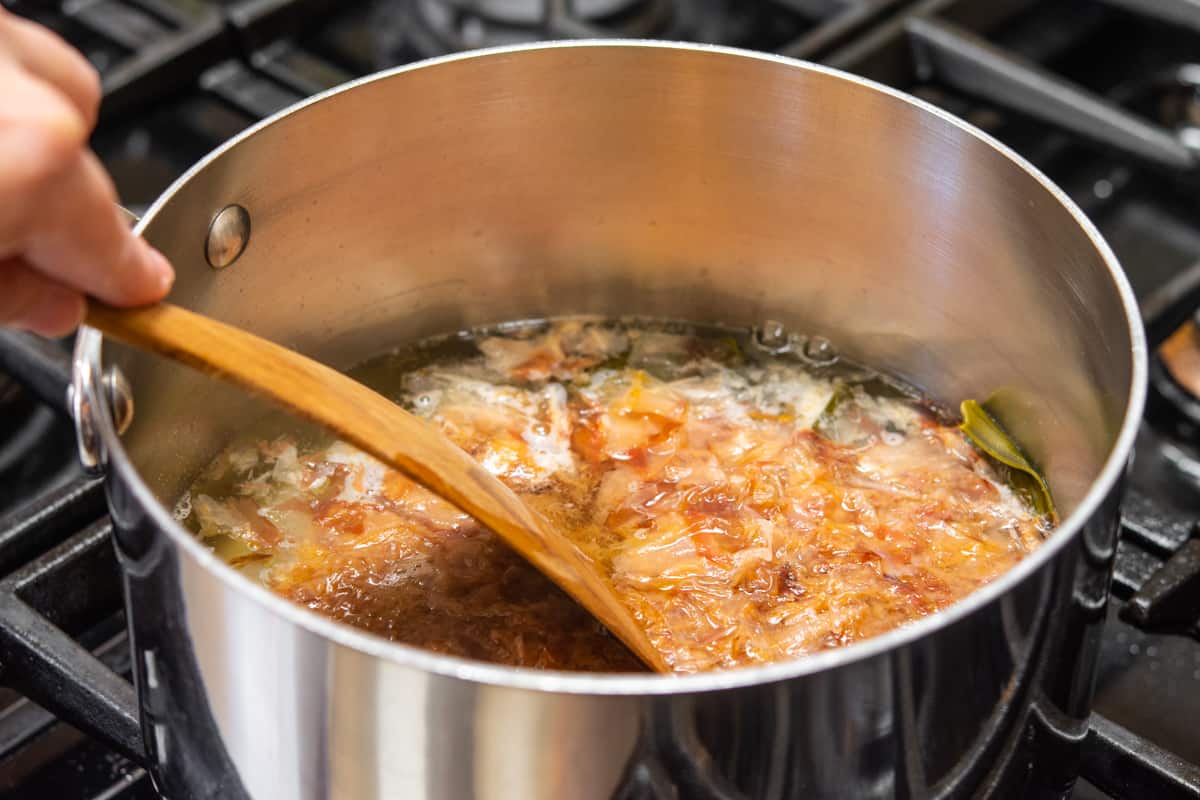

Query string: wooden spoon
85 300 670 673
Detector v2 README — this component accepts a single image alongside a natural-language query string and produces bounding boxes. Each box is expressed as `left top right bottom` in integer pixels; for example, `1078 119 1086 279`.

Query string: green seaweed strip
960 400 1056 519
814 382 855 434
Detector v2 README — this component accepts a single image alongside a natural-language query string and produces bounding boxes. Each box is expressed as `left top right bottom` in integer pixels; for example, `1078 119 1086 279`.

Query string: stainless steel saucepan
4 41 1148 799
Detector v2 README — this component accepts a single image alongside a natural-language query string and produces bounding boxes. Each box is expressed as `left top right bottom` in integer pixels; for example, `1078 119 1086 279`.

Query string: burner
1146 322 1200 489
1139 261 1200 490
404 0 675 55
1148 64 1200 152
395 0 829 58
433 0 646 25
1108 62 1200 157
1160 319 1200 399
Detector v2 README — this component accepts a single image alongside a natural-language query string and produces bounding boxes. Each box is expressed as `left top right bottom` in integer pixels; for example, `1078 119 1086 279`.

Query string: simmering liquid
179 318 1050 673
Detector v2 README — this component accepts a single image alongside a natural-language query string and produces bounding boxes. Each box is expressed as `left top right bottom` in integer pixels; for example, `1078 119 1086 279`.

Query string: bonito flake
183 320 1048 673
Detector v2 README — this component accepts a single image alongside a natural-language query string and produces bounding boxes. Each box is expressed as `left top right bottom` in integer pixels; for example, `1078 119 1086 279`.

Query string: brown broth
178 318 1050 673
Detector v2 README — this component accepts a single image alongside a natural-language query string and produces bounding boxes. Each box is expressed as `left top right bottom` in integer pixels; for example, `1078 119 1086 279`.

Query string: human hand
0 7 174 338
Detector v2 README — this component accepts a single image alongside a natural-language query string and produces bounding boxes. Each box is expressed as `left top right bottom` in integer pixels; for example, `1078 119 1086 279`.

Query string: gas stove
2 1 1200 797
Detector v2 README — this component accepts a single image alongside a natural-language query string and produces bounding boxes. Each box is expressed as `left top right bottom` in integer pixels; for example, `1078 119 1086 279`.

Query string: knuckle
0 137 83 250
37 23 101 115
9 13 63 49
3 17 100 122
12 126 79 195
0 84 89 189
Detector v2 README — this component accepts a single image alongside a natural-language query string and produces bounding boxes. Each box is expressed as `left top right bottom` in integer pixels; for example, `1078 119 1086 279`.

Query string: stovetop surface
4 0 1200 797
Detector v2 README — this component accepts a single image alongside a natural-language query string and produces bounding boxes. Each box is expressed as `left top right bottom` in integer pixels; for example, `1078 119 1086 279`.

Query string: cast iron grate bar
1119 490 1196 555
1111 539 1163 599
0 521 141 762
1111 490 1200 640
0 475 105 578
771 0 847 16
250 40 352 96
67 0 170 51
1082 713 1200 799
775 0 910 61
200 57 304 119
99 8 231 120
224 0 345 53
57 0 345 122
0 332 72 418
0 621 128 761
1120 540 1200 636
905 14 1197 172
1093 0 1200 33
10 521 122 635
121 0 203 28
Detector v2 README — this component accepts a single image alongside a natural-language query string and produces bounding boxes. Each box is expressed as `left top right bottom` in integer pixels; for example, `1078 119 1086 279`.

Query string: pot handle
0 206 140 472
0 205 138 407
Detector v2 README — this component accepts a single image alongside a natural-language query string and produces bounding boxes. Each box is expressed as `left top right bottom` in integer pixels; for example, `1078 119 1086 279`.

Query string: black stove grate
5 0 1200 797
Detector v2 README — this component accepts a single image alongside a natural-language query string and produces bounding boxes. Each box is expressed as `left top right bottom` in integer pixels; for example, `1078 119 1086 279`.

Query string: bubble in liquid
801 336 839 366
753 320 791 353
173 491 192 522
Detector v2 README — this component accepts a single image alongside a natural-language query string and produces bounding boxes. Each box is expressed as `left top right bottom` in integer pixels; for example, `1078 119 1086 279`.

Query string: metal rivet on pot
800 335 839 366
105 366 134 435
753 320 789 353
205 204 251 269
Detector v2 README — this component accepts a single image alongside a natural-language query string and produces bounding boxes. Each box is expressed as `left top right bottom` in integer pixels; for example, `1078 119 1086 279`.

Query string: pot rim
82 39 1148 696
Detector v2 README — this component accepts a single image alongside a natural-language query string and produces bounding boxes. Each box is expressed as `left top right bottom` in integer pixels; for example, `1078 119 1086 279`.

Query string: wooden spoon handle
86 301 670 673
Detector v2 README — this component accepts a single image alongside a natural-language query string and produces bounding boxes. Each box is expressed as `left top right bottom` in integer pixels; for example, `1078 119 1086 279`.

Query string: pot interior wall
110 44 1135 527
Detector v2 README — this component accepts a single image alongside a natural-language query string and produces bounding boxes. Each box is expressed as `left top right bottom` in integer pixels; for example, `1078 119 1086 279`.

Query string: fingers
0 49 89 186
0 8 100 129
19 149 174 307
0 18 174 315
0 258 86 338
